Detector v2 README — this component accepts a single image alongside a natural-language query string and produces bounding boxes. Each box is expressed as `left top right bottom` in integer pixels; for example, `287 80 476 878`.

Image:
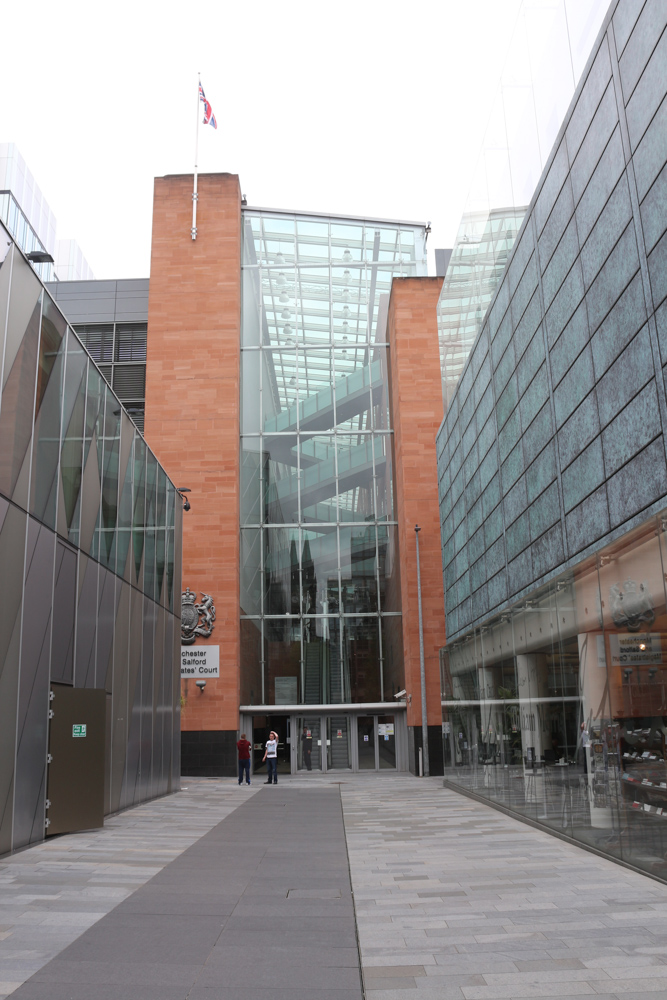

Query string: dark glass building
437 0 667 878
0 224 182 855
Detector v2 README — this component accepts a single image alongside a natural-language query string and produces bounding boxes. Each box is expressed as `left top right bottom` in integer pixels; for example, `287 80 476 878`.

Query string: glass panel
374 435 395 521
339 526 378 614
241 438 262 524
357 715 376 770
297 716 322 770
263 526 300 616
296 350 335 432
98 386 121 569
299 434 337 524
75 324 114 362
334 350 373 432
327 716 351 770
78 365 104 556
144 451 157 601
132 438 146 588
240 618 263 705
241 528 262 616
378 525 400 612
113 421 134 581
59 334 87 544
30 296 67 528
343 617 381 703
305 616 340 704
166 482 176 610
301 527 339 615
377 714 396 769
441 511 667 876
381 615 404 700
262 435 298 524
241 350 261 433
155 466 167 604
264 617 300 704
334 435 376 521
0 283 41 508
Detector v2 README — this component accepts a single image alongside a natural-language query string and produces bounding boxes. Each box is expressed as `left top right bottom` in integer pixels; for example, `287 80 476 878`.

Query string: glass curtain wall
437 0 609 408
0 228 182 854
442 510 667 880
240 211 426 705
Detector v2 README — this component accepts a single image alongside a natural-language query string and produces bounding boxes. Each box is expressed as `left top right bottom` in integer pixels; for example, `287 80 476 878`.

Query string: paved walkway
2 774 667 999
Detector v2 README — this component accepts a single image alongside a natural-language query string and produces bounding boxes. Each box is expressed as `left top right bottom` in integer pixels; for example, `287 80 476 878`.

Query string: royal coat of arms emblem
610 579 655 632
181 588 216 644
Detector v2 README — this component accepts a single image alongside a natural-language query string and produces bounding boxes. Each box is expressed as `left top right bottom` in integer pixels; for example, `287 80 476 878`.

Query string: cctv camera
196 680 206 691
394 689 407 700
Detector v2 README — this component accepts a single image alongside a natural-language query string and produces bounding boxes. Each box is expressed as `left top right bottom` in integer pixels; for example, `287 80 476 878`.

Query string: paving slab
4 772 667 999
6 784 363 1000
340 776 667 1000
0 778 257 998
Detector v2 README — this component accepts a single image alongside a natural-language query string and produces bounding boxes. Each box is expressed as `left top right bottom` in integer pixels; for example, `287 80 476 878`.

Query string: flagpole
192 72 200 240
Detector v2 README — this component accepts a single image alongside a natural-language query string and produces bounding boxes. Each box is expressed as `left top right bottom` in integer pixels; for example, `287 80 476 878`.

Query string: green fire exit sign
72 724 87 738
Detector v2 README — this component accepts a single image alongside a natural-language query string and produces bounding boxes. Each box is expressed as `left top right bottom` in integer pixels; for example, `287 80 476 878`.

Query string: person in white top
263 731 279 784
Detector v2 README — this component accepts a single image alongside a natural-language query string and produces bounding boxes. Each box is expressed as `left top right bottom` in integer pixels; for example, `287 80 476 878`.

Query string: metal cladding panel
0 501 26 855
14 521 54 849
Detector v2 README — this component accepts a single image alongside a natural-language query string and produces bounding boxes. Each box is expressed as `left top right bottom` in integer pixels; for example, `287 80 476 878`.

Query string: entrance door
355 715 397 771
252 715 290 777
377 715 396 769
296 716 322 771
357 715 376 769
327 716 351 770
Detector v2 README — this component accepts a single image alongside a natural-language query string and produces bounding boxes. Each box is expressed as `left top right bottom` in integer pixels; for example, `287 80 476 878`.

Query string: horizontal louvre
112 364 146 400
98 365 112 387
115 323 147 361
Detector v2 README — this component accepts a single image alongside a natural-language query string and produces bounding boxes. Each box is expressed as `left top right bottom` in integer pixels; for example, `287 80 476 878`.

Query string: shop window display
441 510 667 878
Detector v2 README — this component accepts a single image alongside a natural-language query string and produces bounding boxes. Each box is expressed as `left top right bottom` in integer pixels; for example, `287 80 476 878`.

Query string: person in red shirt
237 733 252 785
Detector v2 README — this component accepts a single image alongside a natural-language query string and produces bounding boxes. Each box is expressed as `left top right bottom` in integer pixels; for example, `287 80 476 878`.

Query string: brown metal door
46 685 106 835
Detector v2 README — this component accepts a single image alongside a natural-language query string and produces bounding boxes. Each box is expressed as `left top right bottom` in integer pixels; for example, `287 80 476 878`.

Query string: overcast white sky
2 0 526 279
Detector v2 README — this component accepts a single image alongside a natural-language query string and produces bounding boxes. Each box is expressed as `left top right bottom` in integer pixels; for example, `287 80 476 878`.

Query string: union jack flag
199 82 217 129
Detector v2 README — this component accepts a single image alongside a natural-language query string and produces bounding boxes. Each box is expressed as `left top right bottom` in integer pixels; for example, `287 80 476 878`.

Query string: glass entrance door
377 715 396 769
356 715 397 770
357 716 376 769
296 716 322 771
327 716 351 770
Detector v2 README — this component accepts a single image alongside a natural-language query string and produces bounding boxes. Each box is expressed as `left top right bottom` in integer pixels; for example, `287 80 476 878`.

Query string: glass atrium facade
239 210 427 707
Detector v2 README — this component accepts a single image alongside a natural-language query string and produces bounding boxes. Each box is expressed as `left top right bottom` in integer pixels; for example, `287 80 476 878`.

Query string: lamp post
415 524 429 777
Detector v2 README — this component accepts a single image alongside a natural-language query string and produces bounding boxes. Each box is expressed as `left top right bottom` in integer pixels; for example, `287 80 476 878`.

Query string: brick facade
387 277 446 738
144 173 242 746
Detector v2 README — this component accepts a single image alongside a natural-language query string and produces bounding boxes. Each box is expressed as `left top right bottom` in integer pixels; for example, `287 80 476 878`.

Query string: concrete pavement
2 774 667 999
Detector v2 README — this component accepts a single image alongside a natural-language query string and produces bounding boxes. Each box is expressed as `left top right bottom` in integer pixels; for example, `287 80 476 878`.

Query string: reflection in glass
343 617 381 703
297 716 322 770
264 616 300 705
263 435 298 524
327 716 351 769
357 715 375 769
0 293 41 508
377 714 396 769
60 336 87 545
441 511 667 878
